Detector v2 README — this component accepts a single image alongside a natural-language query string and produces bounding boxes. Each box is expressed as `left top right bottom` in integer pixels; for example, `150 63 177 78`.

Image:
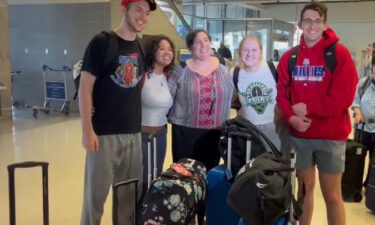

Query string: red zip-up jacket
276 28 358 140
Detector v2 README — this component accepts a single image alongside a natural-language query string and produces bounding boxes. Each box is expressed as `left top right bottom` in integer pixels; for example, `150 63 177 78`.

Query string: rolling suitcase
112 179 139 225
112 134 157 225
8 161 49 225
342 124 367 202
140 158 207 225
365 152 375 212
206 131 252 225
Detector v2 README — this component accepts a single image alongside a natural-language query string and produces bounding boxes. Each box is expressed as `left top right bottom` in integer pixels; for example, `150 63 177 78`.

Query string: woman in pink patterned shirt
168 29 233 225
168 29 233 171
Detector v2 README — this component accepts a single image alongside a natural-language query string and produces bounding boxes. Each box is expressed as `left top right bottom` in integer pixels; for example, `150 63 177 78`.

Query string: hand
289 115 312 132
82 129 99 152
354 112 364 124
292 103 308 117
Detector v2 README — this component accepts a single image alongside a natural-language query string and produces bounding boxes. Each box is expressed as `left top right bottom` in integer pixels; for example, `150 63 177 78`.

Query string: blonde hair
238 35 263 69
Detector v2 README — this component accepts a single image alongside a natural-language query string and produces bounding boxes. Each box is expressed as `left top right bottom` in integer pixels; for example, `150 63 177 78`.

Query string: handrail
165 0 192 33
62 65 72 72
42 65 72 72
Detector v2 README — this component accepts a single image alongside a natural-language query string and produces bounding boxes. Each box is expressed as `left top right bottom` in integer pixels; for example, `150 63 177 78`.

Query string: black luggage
365 152 375 212
225 118 301 225
342 124 367 202
112 179 139 225
112 134 157 225
8 161 49 225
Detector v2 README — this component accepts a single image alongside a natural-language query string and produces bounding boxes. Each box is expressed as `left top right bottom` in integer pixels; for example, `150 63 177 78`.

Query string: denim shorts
291 136 346 173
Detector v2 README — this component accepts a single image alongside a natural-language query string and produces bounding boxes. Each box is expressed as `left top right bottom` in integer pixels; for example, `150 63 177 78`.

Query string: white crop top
142 72 173 126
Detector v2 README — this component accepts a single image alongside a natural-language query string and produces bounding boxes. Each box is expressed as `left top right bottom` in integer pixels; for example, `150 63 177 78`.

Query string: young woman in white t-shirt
232 35 283 150
141 35 175 190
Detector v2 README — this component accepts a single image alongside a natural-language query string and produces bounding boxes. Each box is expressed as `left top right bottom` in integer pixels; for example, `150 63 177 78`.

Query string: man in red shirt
276 2 358 225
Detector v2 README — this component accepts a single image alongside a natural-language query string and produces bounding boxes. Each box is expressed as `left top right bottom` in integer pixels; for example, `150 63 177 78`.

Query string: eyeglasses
301 18 325 26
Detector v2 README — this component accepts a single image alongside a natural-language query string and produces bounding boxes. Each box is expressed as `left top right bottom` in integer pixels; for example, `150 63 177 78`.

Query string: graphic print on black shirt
239 82 273 114
111 52 142 88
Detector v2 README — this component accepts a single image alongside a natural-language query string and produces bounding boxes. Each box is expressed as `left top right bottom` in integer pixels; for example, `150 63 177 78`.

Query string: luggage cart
28 65 71 119
10 70 22 108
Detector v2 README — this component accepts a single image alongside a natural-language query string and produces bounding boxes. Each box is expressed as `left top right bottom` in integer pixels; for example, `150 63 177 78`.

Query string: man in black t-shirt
78 1 156 225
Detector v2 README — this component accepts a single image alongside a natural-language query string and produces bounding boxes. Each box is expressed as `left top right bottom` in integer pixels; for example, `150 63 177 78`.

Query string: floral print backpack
140 158 207 225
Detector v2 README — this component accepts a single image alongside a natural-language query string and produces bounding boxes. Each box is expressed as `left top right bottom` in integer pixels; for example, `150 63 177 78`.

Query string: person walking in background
141 35 175 193
168 29 234 224
352 71 375 187
232 35 285 152
218 41 233 61
211 47 226 65
78 0 156 225
276 2 358 225
273 49 280 62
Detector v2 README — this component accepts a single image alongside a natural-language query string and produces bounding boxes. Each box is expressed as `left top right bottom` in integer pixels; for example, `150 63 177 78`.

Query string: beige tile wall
0 0 12 119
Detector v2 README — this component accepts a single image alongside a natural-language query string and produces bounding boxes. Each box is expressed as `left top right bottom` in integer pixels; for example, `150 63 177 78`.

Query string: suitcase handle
226 132 252 180
354 123 364 142
8 161 49 170
8 161 49 225
147 134 157 188
112 179 139 225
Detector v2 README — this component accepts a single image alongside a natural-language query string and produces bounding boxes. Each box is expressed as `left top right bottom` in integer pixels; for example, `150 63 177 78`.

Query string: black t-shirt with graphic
82 32 144 135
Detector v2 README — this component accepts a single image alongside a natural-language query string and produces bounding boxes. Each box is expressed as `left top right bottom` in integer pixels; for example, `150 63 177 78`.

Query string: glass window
224 20 247 63
208 20 223 50
195 5 205 17
245 8 259 18
182 15 193 27
194 18 206 29
207 5 222 18
246 20 272 60
236 7 245 18
226 5 237 19
183 5 194 16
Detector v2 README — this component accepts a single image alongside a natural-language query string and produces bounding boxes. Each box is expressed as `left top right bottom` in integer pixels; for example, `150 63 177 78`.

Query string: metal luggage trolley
30 65 71 119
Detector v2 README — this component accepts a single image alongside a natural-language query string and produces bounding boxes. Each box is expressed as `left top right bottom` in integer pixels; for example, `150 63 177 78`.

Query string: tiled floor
0 108 374 225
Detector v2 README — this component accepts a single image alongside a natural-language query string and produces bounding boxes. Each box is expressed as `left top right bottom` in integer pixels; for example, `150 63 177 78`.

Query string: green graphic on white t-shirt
239 82 273 114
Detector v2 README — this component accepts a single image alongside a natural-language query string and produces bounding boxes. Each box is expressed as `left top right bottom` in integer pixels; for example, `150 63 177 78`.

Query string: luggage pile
206 116 300 225
140 158 207 225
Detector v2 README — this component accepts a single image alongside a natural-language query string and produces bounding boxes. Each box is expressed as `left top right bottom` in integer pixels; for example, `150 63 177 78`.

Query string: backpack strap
266 60 278 82
288 46 299 76
359 75 372 100
233 66 240 91
135 36 147 87
102 31 146 67
324 43 337 73
103 30 118 68
231 66 241 110
135 36 146 64
288 43 337 76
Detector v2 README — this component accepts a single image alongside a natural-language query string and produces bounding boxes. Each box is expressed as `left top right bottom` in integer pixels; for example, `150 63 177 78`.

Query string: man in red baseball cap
79 0 157 225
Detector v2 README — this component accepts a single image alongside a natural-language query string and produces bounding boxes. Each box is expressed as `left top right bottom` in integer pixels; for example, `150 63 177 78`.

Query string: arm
276 53 295 122
352 79 364 124
78 71 98 152
168 64 183 98
276 52 311 132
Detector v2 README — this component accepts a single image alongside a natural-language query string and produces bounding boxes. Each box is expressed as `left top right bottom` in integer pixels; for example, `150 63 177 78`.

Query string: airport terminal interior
1 0 375 224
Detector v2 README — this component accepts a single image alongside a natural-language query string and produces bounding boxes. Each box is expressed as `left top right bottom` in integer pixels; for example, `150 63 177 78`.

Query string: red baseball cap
121 0 157 11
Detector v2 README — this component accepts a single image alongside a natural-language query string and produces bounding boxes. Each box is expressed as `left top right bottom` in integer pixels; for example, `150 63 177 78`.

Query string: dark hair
185 29 211 50
300 1 328 22
145 35 176 74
